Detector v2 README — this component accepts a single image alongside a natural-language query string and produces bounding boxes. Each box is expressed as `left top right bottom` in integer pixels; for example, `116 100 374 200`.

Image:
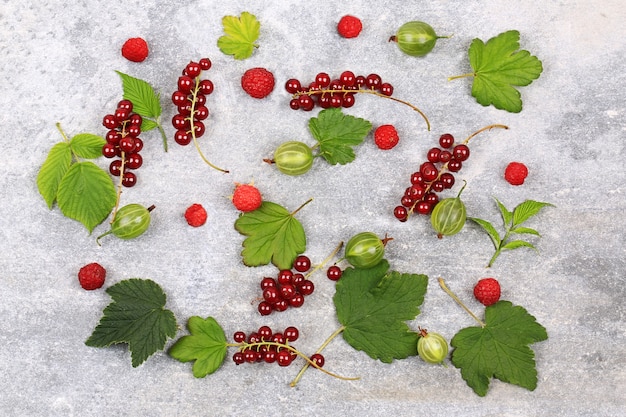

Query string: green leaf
469 217 500 250
115 71 162 119
334 260 428 363
56 161 116 233
85 279 178 367
309 108 372 165
451 301 548 396
467 30 543 113
217 12 260 60
234 201 307 270
510 226 540 236
512 200 554 226
37 142 72 208
169 316 228 378
140 118 159 132
495 197 513 227
70 133 106 159
502 240 536 251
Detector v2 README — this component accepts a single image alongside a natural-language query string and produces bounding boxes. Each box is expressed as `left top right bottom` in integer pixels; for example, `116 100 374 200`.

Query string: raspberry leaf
309 108 373 165
115 71 162 121
234 200 307 270
451 300 548 396
169 316 228 378
85 279 177 368
451 30 543 113
56 161 116 233
217 12 260 60
69 133 106 159
334 260 428 363
37 142 72 209
512 200 554 226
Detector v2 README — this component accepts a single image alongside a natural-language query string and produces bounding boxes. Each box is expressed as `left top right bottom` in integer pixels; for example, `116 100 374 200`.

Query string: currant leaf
217 12 260 60
334 260 428 363
169 316 228 378
56 161 116 233
308 108 373 165
451 301 548 396
70 133 106 159
37 142 72 209
85 279 178 368
234 201 307 270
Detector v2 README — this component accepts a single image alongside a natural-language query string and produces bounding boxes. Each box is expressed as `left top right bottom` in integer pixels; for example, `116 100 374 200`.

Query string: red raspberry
78 263 106 290
241 68 275 99
374 124 400 150
184 204 208 227
337 15 363 38
504 162 529 185
473 278 501 306
232 183 262 212
121 37 149 62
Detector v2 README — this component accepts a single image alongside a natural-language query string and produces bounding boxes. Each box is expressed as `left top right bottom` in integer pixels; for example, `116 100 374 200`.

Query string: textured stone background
1 0 624 416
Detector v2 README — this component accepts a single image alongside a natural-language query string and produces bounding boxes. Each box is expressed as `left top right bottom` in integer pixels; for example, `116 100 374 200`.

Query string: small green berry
417 328 449 365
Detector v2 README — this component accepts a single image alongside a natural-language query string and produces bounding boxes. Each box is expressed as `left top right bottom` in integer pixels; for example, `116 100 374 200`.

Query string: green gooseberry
430 181 467 238
417 328 449 365
273 141 314 176
344 232 386 269
390 21 448 57
96 203 154 244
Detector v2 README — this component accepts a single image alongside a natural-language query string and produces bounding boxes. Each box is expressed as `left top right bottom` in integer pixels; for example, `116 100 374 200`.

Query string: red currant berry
263 287 280 304
289 99 300 110
129 114 142 126
233 331 246 343
185 61 201 78
271 333 286 345
310 353 325 368
102 143 117 158
452 144 470 161
289 292 304 309
258 326 273 340
122 171 137 187
198 58 212 70
339 70 356 87
260 277 276 290
326 265 342 281
416 201 433 214
244 349 260 363
420 162 439 182
117 99 133 112
315 72 331 87
293 255 311 272
119 137 136 153
440 172 455 189
194 105 209 120
172 91 189 106
401 195 415 207
102 114 118 129
198 79 214 95
106 130 121 144
427 147 441 163
232 351 245 365
298 95 315 111
329 93 342 108
284 326 299 342
277 350 293 367
380 82 394 96
277 270 293 285
394 206 408 222
431 180 445 192
132 138 144 152
263 349 277 363
273 299 289 312
439 133 455 149
126 124 141 137
109 159 122 176
439 150 452 163
365 73 382 89
448 160 463 172
341 93 356 108
192 121 205 137
355 75 366 87
285 78 302 94
125 153 143 169
291 273 305 287
247 332 261 344
410 172 425 186
114 108 130 123
178 75 194 93
174 129 192 146
424 192 439 205
172 114 190 130
318 93 331 108
279 284 297 300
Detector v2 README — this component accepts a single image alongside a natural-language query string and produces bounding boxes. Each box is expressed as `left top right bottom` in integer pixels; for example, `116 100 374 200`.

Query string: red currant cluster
231 325 321 367
101 99 144 187
171 58 213 146
257 255 315 316
394 133 470 221
285 71 394 111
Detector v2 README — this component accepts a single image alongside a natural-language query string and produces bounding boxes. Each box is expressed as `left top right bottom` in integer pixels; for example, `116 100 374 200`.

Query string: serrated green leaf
85 278 178 367
70 133 106 159
140 118 159 132
451 301 548 396
512 200 554 226
37 142 72 208
334 260 428 363
502 240 536 251
467 30 543 113
169 316 228 378
116 71 162 119
308 108 372 165
234 201 307 270
217 12 260 60
495 197 512 227
56 161 116 233
469 217 500 250
511 226 540 236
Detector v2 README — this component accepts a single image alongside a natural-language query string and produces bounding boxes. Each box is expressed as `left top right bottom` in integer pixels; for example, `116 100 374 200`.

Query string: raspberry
241 68 275 99
337 15 363 38
78 263 106 290
504 162 529 185
374 124 399 150
184 203 207 227
121 37 149 62
232 183 262 212
473 278 501 306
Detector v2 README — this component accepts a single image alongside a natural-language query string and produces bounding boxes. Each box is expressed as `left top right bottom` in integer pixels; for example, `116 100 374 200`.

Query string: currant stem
304 241 344 280
110 150 127 224
462 124 508 145
438 278 486 327
290 325 349 387
294 88 430 131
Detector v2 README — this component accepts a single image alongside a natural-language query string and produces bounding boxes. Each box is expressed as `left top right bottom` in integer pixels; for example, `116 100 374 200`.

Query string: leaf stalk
438 278 485 327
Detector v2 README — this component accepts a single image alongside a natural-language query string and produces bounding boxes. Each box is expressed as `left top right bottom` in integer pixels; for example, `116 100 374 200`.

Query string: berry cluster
393 133 469 221
101 100 144 187
231 325 318 367
285 71 394 111
171 58 213 147
257 255 315 316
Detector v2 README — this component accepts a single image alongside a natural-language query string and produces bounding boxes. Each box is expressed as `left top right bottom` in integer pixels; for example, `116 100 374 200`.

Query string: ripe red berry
241 67 275 99
374 124 400 150
473 278 501 306
504 162 529 185
184 203 208 227
121 37 149 62
337 15 363 38
78 262 106 290
232 183 262 212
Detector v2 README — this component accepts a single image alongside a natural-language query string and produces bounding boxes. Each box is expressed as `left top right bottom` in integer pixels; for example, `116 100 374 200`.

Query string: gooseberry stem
293 88 430 131
438 278 486 327
290 325 350 387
